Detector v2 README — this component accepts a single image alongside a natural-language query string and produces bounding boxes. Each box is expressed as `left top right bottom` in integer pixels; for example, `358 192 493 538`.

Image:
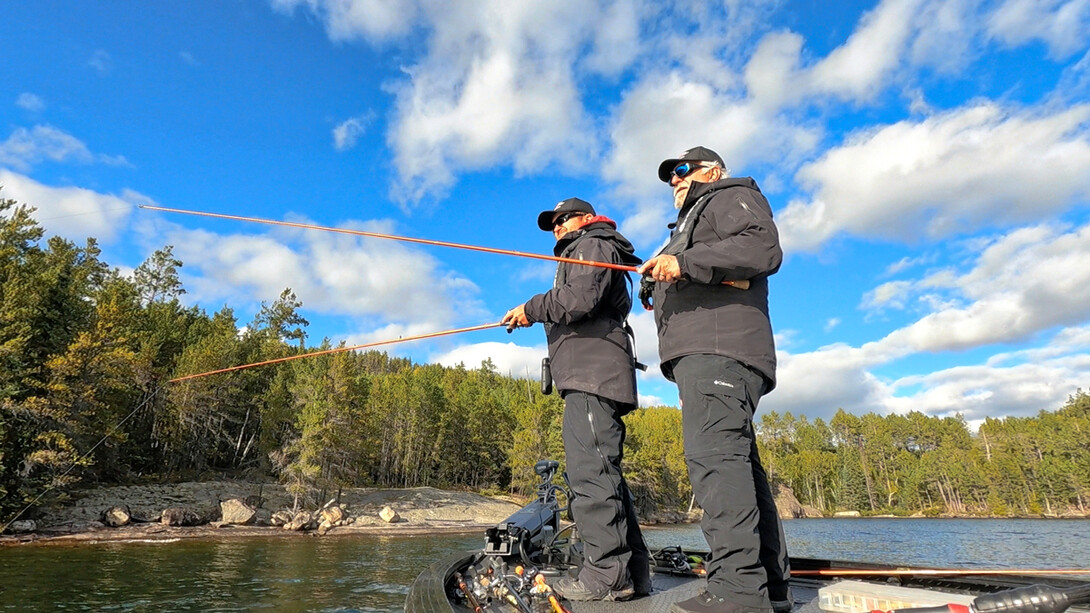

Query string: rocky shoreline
0 479 830 548
0 481 526 547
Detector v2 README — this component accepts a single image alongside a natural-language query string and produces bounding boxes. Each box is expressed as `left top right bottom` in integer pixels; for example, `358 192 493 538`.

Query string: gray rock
161 507 202 526
270 510 294 527
285 510 314 531
219 499 256 525
378 505 400 523
102 505 132 528
6 520 36 533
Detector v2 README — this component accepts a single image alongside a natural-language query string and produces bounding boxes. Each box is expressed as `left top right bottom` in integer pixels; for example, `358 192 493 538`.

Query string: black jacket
651 177 782 389
524 219 642 406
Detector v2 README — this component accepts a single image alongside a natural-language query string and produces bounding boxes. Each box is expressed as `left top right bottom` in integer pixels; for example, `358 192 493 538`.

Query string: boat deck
566 571 822 613
407 551 1090 613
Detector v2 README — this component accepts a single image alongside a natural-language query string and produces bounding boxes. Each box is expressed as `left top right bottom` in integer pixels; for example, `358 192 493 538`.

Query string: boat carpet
564 572 822 613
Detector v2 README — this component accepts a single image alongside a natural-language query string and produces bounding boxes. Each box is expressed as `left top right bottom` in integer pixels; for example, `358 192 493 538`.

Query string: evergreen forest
1 192 1088 524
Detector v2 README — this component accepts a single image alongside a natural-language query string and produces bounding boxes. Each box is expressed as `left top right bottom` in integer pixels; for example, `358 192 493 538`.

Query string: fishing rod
0 322 503 532
791 569 1090 577
878 583 1090 613
170 321 504 382
138 205 750 290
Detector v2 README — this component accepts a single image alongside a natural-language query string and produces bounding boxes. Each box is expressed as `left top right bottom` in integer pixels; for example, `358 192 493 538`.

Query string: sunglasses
672 162 709 180
553 212 585 228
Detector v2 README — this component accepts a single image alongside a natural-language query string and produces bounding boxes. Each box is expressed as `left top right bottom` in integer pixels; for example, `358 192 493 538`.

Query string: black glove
639 274 655 311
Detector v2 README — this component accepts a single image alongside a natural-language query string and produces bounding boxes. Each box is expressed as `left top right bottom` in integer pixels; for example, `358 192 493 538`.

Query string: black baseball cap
657 146 726 183
536 197 596 231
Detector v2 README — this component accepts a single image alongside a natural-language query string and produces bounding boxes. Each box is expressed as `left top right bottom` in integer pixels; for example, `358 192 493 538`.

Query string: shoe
772 599 793 613
553 576 635 602
670 591 774 613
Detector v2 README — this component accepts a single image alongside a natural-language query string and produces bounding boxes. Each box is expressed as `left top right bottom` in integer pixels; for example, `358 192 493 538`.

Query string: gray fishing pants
671 354 792 610
562 391 651 594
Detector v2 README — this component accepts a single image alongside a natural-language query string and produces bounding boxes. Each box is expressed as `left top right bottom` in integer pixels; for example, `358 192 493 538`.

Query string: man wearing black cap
637 148 792 613
502 197 651 602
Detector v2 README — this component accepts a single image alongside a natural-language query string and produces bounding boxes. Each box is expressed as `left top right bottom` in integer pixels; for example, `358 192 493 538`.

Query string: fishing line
0 387 162 534
169 321 505 382
2 322 503 534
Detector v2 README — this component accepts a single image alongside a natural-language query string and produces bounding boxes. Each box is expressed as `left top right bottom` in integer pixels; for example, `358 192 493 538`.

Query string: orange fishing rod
1 322 504 531
170 322 504 382
139 205 749 289
791 568 1090 577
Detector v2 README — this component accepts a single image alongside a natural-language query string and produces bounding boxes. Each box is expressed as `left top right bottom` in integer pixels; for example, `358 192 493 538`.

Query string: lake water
1 519 1088 612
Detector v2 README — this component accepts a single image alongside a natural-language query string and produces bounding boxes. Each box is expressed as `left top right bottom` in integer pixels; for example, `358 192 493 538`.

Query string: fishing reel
638 274 655 310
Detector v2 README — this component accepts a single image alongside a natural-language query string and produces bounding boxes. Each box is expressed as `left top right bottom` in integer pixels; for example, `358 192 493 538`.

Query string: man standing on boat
637 147 793 613
502 197 652 602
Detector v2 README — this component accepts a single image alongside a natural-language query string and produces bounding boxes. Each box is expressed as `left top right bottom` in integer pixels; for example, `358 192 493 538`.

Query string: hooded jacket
523 218 642 406
651 177 782 389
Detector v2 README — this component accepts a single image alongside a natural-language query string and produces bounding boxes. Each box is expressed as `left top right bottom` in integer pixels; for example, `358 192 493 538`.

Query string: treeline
0 193 688 520
758 396 1090 517
1 192 1087 522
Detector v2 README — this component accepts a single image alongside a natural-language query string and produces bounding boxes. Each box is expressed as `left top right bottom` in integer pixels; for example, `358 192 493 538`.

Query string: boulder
773 484 823 518
285 510 315 531
379 506 401 523
102 505 132 527
219 498 257 526
161 507 203 526
270 510 294 527
255 508 272 526
6 519 36 533
319 505 346 526
317 505 347 535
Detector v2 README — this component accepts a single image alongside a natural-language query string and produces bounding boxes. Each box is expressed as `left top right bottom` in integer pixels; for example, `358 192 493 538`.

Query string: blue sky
2 0 1089 425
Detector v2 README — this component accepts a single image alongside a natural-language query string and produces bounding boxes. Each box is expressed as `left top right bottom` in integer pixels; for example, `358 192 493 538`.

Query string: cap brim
658 158 682 183
537 210 559 231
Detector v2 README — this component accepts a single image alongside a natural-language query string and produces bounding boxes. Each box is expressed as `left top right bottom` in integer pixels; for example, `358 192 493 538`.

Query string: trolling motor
456 460 578 613
483 459 574 568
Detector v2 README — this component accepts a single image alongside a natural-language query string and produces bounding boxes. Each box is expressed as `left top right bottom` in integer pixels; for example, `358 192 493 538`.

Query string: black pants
562 391 651 593
671 354 791 609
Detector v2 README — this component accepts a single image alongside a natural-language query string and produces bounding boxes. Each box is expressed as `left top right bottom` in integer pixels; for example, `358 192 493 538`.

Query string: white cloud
779 104 1090 251
767 324 1090 423
605 72 821 243
15 93 44 112
332 113 372 151
384 2 605 203
862 280 914 311
808 0 923 101
271 0 419 43
886 343 1090 423
768 220 1090 422
431 340 546 380
88 49 111 74
765 343 891 419
0 170 135 242
0 125 130 172
154 215 485 329
875 223 1090 352
744 31 805 109
987 0 1090 59
638 392 667 408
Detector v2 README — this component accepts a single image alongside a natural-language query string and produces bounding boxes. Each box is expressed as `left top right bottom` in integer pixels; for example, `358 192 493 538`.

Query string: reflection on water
1 520 1087 612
